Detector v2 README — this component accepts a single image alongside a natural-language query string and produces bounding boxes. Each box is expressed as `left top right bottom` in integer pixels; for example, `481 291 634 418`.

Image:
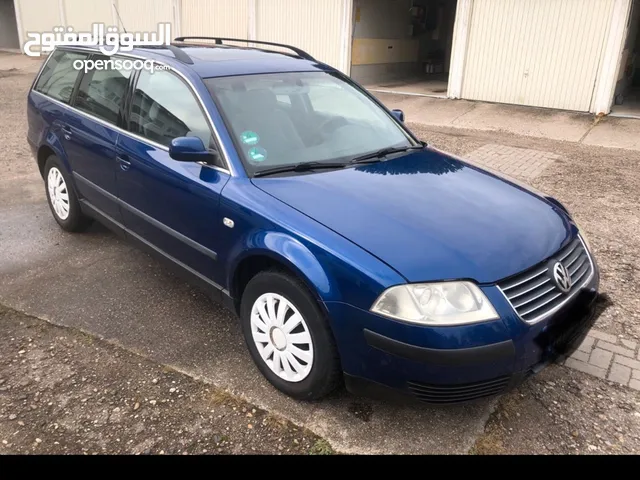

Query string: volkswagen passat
27 39 601 404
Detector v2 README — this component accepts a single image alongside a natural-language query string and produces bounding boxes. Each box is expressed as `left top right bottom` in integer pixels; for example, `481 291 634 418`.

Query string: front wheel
240 270 341 400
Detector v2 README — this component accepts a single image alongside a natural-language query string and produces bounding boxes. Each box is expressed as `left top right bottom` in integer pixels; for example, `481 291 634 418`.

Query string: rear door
115 68 230 288
65 54 133 222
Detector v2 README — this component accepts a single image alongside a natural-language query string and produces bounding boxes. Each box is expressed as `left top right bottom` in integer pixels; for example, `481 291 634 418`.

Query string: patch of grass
308 439 335 455
208 388 243 408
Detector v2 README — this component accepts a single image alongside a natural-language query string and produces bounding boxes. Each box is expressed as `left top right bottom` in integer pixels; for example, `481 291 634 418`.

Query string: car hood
252 148 574 284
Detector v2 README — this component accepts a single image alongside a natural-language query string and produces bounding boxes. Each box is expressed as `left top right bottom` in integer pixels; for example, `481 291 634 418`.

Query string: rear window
74 56 132 125
34 49 88 104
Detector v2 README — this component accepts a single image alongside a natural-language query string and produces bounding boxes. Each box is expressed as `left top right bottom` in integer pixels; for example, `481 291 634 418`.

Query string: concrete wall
0 0 20 50
353 0 412 39
351 0 419 85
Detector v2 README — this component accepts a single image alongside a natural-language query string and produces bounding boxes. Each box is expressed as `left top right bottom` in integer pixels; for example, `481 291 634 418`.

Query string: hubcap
47 167 70 220
250 293 314 383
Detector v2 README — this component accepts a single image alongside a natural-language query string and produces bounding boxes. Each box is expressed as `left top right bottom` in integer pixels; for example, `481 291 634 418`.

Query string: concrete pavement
375 93 640 151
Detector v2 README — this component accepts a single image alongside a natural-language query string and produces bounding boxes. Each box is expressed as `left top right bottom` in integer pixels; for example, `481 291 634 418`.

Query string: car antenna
113 4 127 33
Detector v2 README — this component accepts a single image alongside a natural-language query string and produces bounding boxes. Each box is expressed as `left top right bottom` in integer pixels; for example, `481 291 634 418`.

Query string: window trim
71 53 133 127
126 66 223 168
30 46 233 176
32 49 89 106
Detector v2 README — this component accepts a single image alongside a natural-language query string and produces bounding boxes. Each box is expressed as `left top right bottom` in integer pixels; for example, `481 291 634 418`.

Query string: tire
44 155 92 232
240 270 342 401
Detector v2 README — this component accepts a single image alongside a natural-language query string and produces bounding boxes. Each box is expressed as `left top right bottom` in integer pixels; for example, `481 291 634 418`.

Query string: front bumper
326 266 602 405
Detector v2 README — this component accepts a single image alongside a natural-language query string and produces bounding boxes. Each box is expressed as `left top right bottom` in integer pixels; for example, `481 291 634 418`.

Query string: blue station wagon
27 38 601 404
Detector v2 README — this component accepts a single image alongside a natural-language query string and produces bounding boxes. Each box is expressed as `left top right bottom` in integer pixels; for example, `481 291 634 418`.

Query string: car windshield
204 72 415 176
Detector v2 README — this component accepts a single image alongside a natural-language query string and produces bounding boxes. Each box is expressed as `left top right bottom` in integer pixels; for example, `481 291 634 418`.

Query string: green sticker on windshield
248 147 268 163
240 131 260 146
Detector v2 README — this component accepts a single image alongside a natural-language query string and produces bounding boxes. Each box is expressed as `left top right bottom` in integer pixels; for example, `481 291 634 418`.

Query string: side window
129 70 212 148
34 49 88 104
74 56 132 125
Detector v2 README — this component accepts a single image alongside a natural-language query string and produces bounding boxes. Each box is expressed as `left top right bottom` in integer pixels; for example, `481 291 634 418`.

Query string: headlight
370 281 499 326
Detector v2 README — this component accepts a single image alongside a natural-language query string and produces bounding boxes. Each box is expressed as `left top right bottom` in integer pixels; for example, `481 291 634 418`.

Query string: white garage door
181 0 249 39
256 0 350 72
461 0 617 111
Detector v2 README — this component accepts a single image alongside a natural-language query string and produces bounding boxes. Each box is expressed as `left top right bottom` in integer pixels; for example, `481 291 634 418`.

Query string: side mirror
391 109 405 122
169 137 217 163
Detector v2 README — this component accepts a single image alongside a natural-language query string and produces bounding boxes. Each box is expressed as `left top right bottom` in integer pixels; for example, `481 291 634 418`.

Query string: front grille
407 376 510 404
498 237 593 323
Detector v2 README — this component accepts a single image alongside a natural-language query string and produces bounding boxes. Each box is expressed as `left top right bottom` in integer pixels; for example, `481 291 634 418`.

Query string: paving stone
633 369 640 381
589 330 618 344
596 340 635 358
465 144 558 181
589 348 613 369
614 354 640 370
620 339 638 351
608 363 631 385
629 380 640 391
578 336 595 352
564 358 606 379
570 350 590 363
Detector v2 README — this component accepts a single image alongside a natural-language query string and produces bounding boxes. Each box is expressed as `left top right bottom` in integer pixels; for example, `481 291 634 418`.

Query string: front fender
226 230 334 301
220 179 406 311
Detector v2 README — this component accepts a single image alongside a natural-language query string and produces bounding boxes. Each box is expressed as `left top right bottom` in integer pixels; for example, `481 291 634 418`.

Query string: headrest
242 89 278 112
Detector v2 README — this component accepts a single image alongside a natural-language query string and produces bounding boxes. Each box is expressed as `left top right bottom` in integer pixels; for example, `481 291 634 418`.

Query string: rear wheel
240 270 341 400
44 155 92 232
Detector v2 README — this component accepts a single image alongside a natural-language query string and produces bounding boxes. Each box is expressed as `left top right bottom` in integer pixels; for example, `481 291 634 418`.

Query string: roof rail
141 44 194 65
174 36 316 62
166 44 194 65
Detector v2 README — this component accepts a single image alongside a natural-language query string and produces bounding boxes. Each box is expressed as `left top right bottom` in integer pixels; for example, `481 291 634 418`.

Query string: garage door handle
116 155 131 171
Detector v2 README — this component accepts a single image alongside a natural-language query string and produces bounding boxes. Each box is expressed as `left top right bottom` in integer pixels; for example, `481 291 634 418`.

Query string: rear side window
129 69 212 148
34 49 88 104
74 57 132 125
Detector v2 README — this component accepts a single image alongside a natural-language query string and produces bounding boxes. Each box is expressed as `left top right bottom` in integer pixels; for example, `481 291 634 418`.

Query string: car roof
74 44 334 79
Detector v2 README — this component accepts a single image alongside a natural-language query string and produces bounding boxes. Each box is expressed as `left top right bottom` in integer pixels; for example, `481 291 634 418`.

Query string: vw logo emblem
552 262 572 293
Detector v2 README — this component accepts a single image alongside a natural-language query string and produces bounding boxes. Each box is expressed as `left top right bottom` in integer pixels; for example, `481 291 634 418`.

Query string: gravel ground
471 365 640 454
0 304 333 455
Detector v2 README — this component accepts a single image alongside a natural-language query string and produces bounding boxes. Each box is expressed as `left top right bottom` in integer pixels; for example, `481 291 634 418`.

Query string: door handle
116 155 131 171
61 126 72 140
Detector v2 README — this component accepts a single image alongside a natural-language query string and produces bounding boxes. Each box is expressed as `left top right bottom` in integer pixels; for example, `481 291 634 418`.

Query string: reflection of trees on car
355 155 463 176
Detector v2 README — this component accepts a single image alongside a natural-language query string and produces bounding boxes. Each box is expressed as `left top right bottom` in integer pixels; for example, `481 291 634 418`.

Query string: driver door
115 68 230 289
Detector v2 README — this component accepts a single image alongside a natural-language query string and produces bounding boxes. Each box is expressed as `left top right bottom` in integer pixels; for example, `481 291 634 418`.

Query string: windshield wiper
349 145 424 165
253 161 347 178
